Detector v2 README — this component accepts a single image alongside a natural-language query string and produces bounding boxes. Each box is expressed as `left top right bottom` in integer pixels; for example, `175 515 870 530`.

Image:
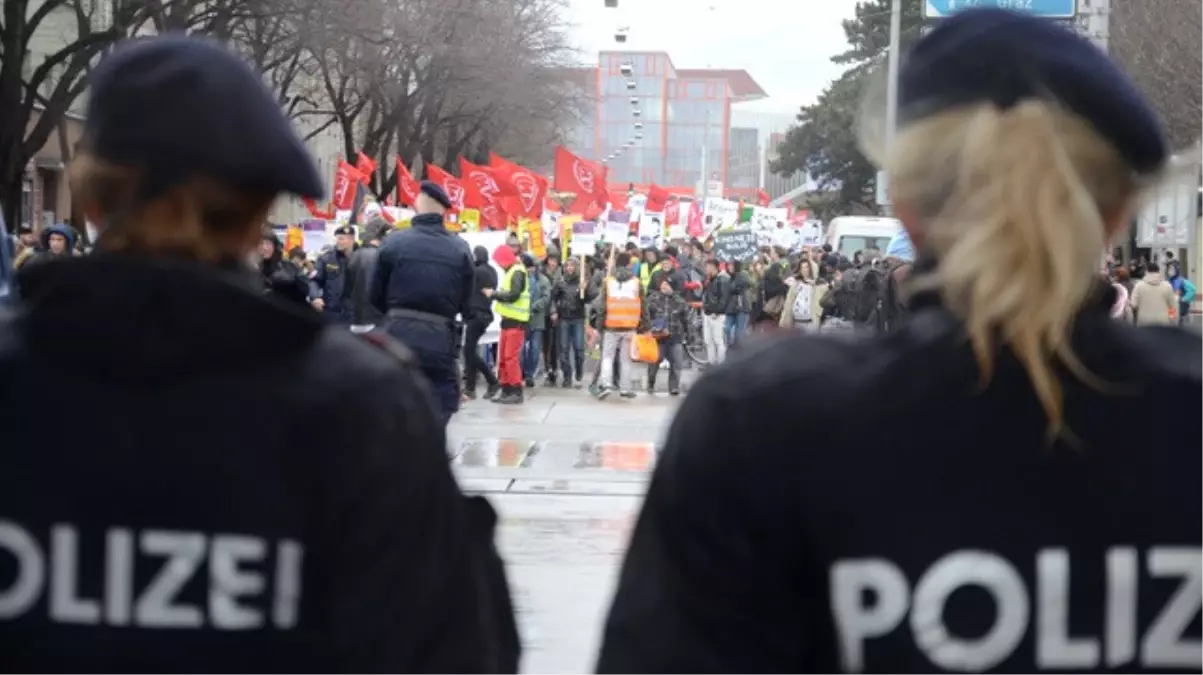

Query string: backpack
878 261 912 332
839 266 883 324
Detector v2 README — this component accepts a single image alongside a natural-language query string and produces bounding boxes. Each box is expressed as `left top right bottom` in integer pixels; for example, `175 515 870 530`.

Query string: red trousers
498 327 525 386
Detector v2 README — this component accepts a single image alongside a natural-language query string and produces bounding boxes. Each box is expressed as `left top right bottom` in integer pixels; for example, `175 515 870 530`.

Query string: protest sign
714 228 758 263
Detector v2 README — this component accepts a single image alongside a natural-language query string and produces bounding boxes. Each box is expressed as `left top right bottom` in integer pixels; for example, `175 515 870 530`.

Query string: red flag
355 151 377 183
665 198 681 226
395 158 421 207
647 184 671 213
489 153 548 219
425 164 466 212
332 160 363 211
553 146 607 212
687 200 704 238
607 188 630 212
459 158 511 229
756 188 770 207
302 196 334 220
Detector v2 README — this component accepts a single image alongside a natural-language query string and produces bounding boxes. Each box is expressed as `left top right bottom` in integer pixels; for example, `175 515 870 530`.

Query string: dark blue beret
85 35 324 198
333 225 355 237
419 180 453 209
900 8 1167 174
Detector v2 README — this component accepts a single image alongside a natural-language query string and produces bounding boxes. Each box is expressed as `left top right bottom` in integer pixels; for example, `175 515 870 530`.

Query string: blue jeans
522 328 544 379
558 319 586 381
725 313 749 347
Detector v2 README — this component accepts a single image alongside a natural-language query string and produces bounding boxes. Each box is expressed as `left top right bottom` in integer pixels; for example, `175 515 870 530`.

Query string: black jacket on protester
0 255 519 673
347 240 383 326
598 282 1201 673
261 232 310 308
553 267 589 321
701 272 730 315
469 245 498 324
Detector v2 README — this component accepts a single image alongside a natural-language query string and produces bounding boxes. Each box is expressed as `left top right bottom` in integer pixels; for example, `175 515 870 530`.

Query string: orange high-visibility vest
605 276 641 329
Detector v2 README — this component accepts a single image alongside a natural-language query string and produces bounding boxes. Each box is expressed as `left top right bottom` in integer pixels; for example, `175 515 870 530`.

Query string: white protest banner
570 220 598 255
458 230 508 343
796 220 824 248
638 212 664 248
602 215 630 244
703 197 739 232
752 207 789 231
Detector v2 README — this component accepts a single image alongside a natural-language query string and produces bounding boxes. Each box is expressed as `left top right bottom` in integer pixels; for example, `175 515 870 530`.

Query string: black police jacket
598 287 1201 674
0 255 518 673
371 213 474 323
310 248 351 320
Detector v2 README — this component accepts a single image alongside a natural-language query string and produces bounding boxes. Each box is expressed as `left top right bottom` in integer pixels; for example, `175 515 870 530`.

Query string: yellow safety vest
639 262 664 291
495 264 530 322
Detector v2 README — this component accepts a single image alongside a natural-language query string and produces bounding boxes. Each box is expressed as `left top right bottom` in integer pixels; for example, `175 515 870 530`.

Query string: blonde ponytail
876 101 1138 439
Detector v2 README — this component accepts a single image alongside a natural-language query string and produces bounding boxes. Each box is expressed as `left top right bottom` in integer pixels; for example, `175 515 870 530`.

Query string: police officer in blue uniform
1 34 516 672
372 180 475 426
309 224 356 323
598 9 1200 673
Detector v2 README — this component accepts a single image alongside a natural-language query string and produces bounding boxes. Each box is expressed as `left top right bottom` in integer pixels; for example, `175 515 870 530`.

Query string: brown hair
69 150 275 263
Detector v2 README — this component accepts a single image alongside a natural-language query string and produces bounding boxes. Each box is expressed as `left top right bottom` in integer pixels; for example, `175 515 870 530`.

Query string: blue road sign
923 0 1077 19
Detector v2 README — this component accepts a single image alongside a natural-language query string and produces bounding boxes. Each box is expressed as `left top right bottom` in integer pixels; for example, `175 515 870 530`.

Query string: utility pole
699 109 711 201
881 0 902 217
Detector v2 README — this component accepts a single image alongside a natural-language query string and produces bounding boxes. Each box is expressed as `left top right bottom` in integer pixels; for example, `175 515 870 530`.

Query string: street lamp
628 96 639 105
634 121 643 130
620 63 633 76
632 108 641 117
615 25 629 43
626 80 637 91
605 0 618 7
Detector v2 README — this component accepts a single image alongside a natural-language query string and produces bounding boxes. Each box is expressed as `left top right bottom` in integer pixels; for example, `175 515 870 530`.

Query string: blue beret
900 8 1167 174
85 35 324 199
419 180 453 209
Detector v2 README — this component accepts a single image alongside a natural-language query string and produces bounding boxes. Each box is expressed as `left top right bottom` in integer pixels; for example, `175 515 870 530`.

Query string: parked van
826 216 903 260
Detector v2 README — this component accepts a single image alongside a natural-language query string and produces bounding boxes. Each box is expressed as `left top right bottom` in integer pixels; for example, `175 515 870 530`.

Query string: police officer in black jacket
598 10 1200 674
372 180 475 426
0 35 516 673
310 225 355 323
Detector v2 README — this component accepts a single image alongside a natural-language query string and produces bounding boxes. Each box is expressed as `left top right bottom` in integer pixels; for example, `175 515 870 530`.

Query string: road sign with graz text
923 0 1077 19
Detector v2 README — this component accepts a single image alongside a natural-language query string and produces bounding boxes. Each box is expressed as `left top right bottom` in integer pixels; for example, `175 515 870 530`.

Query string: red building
562 51 766 193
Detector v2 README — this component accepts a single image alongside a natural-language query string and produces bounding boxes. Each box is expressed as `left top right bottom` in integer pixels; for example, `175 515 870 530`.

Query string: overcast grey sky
564 0 863 114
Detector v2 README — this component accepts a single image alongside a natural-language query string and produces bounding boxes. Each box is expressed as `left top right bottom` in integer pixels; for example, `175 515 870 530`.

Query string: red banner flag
647 184 671 213
424 164 465 212
459 158 512 229
687 200 704 238
756 188 770 207
395 158 421 207
332 160 363 211
302 196 334 220
489 153 548 220
553 146 607 214
355 151 377 183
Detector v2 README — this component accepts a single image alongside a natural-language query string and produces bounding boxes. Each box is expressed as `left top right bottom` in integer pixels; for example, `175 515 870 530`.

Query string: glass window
837 236 894 259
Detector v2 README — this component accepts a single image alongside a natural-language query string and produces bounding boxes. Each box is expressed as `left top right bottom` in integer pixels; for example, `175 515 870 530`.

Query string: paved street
449 382 687 674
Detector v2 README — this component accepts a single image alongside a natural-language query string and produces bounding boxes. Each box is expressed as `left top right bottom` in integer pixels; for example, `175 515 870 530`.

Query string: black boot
494 386 525 405
484 382 501 400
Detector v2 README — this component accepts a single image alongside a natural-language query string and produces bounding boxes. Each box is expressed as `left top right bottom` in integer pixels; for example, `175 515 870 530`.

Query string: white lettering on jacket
0 520 303 630
831 547 1201 672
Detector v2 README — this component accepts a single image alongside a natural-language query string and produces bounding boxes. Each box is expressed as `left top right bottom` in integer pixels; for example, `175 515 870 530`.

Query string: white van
825 216 903 260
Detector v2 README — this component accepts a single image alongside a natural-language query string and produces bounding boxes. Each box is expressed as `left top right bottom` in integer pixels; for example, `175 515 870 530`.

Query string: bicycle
684 301 709 366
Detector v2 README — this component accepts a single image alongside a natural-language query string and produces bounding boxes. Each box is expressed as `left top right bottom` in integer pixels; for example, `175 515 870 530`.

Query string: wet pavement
449 385 680 673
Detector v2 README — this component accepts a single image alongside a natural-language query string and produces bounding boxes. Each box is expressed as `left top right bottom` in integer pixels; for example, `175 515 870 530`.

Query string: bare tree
1111 0 1202 149
0 0 143 229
